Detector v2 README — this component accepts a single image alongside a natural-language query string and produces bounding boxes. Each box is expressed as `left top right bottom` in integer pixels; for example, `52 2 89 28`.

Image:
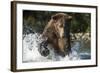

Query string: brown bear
41 13 72 57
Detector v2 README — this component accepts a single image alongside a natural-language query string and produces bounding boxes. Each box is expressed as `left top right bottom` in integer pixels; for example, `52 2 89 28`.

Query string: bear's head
51 13 72 39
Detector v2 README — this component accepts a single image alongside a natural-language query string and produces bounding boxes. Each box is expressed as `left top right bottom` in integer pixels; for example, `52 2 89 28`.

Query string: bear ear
51 14 59 20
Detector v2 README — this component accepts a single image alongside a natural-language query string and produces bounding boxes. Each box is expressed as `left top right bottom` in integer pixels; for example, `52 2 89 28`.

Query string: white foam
22 33 90 62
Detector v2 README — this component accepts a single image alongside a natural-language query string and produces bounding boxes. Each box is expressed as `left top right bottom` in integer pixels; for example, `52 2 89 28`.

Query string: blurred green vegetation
23 10 91 34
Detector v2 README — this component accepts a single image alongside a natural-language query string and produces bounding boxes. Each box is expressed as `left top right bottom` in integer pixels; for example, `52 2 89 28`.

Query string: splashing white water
22 33 90 62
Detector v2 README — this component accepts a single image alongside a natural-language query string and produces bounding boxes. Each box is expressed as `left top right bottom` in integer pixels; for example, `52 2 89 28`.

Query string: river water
22 33 91 63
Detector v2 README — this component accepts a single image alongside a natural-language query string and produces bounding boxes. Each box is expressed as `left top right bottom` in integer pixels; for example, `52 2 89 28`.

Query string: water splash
22 33 90 62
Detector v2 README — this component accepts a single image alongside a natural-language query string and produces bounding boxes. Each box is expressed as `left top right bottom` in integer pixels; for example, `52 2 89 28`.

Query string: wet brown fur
42 13 72 55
